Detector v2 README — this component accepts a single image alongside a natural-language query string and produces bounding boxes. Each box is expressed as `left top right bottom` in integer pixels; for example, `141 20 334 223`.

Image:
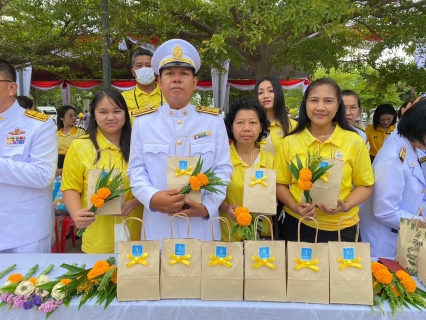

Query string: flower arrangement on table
230 206 266 241
287 149 333 204
179 157 228 195
371 261 426 317
78 166 133 236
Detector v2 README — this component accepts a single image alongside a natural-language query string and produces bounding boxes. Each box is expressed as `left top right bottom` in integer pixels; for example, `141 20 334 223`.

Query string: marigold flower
234 206 250 218
299 168 313 181
374 268 393 285
87 260 110 283
94 260 110 269
236 212 252 227
189 176 202 191
297 178 313 191
371 262 387 274
90 194 105 208
391 284 401 297
7 274 23 283
196 173 209 186
396 270 417 293
97 187 111 200
60 279 72 285
28 278 37 285
77 281 91 292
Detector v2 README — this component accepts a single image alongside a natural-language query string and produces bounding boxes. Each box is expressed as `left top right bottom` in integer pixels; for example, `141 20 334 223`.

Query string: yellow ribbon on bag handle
249 175 268 187
169 253 191 266
252 256 276 269
295 258 320 271
337 257 362 270
126 253 149 267
208 255 232 268
175 166 193 177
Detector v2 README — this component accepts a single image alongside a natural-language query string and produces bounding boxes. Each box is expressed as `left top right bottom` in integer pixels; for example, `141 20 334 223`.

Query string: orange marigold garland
90 194 105 208
196 173 209 186
97 187 112 200
299 168 313 181
234 206 250 219
374 268 393 285
236 211 252 227
297 179 313 191
189 176 202 191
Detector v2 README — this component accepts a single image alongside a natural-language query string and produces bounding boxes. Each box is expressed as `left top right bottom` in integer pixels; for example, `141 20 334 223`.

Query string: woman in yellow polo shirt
254 76 297 154
219 97 274 241
275 78 374 242
56 105 86 176
365 103 397 162
62 89 143 253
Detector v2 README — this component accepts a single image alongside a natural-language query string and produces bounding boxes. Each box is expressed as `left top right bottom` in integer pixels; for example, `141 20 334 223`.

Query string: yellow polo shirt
260 118 297 154
219 143 275 241
365 124 396 157
57 126 86 155
61 129 143 253
121 84 164 125
275 124 374 231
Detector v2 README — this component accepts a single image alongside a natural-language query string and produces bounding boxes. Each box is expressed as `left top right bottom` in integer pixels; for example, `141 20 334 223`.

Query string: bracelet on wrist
343 200 353 212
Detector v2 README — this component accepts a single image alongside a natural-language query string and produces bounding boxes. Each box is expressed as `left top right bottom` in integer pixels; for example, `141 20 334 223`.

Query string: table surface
0 254 424 320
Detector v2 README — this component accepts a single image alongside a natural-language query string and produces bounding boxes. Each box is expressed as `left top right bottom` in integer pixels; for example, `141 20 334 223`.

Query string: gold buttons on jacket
177 140 183 145
177 120 182 125
422 189 425 194
183 110 187 115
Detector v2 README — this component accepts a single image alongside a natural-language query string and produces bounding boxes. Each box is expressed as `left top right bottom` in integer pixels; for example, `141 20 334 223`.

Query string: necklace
133 88 163 109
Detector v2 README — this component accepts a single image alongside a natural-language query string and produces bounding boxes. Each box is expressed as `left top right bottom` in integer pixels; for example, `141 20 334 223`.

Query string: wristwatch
202 213 210 220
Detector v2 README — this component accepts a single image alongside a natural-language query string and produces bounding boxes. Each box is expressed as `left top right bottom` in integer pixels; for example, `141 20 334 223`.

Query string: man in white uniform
0 59 57 253
128 39 232 241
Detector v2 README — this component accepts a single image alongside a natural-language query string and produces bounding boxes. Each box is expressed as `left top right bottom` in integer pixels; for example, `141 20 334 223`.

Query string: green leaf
287 161 300 180
231 223 240 237
58 263 86 274
104 287 117 309
312 165 333 182
98 268 115 291
296 154 303 170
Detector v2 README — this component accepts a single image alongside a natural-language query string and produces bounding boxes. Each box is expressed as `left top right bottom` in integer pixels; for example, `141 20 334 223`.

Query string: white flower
0 280 11 293
51 282 66 300
36 275 49 286
14 280 35 296
35 288 50 298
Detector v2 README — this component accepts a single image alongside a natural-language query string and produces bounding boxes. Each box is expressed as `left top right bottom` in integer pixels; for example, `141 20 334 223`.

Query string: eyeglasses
0 80 12 83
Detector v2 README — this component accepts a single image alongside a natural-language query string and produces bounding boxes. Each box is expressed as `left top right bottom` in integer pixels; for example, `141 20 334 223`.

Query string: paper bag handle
94 148 113 168
210 217 231 242
174 135 192 156
123 217 147 241
410 205 426 226
170 213 190 239
298 216 319 243
254 214 273 241
337 216 360 243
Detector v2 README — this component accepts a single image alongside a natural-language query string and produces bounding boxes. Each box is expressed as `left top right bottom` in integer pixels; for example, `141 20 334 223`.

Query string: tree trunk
247 45 274 80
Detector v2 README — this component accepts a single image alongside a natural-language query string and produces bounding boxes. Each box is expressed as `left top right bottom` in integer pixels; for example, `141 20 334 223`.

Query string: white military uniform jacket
360 130 426 257
0 100 57 251
128 103 233 241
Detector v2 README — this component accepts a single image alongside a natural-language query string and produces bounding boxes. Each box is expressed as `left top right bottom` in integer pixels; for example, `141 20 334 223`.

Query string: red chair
60 216 77 253
52 215 66 253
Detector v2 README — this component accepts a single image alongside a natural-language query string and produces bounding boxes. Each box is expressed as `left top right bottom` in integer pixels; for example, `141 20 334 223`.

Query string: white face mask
114 218 129 254
135 67 155 85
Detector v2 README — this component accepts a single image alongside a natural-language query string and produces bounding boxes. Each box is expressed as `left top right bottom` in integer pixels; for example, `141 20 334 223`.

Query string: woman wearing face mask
219 97 273 241
62 89 143 253
341 90 367 143
121 48 165 125
365 104 397 162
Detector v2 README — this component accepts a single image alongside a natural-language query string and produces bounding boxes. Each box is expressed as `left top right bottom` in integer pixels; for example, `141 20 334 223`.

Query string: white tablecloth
0 254 424 320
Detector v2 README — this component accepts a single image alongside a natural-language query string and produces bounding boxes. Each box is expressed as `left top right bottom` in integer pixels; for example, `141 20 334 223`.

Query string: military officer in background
0 59 57 253
128 39 233 241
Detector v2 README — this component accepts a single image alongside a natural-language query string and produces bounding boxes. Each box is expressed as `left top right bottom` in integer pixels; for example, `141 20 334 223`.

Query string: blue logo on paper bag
255 170 264 179
319 161 329 168
175 243 186 256
343 247 355 260
216 246 227 258
259 247 270 259
179 160 188 170
301 247 313 261
132 245 143 257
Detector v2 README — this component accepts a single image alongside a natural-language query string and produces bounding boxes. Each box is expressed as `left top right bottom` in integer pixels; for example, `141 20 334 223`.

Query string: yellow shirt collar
230 142 270 168
301 123 344 148
377 124 396 132
58 126 78 137
135 83 162 97
96 128 120 151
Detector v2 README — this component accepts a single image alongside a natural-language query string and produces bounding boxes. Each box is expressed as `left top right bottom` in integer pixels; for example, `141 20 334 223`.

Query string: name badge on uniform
343 247 355 260
259 246 270 259
216 246 227 258
132 245 143 257
301 247 313 261
255 170 264 179
175 243 186 256
179 160 188 170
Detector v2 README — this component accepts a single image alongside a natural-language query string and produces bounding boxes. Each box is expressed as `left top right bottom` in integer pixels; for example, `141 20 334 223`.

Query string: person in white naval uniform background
360 98 426 257
0 59 57 253
127 39 233 241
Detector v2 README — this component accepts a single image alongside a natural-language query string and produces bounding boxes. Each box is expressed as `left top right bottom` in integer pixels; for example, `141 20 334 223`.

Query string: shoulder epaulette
399 147 406 163
131 106 158 117
353 124 365 132
420 156 426 164
25 109 49 122
195 106 220 116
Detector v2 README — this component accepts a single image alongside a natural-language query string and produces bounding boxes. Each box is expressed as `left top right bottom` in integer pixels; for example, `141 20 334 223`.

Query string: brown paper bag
87 149 123 215
243 150 276 215
396 206 426 276
201 217 244 301
244 215 286 302
160 213 202 299
167 136 201 203
117 217 160 301
287 217 329 304
329 217 373 305
418 244 426 287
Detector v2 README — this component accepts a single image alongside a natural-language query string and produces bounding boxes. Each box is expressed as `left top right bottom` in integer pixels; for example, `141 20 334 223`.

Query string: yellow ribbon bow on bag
175 166 193 177
295 258 320 271
320 171 331 182
337 257 362 270
208 255 233 268
249 175 268 187
169 253 191 266
252 256 276 269
126 253 149 267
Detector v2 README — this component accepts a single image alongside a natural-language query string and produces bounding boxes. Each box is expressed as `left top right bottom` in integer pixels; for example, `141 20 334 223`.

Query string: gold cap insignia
172 45 183 59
